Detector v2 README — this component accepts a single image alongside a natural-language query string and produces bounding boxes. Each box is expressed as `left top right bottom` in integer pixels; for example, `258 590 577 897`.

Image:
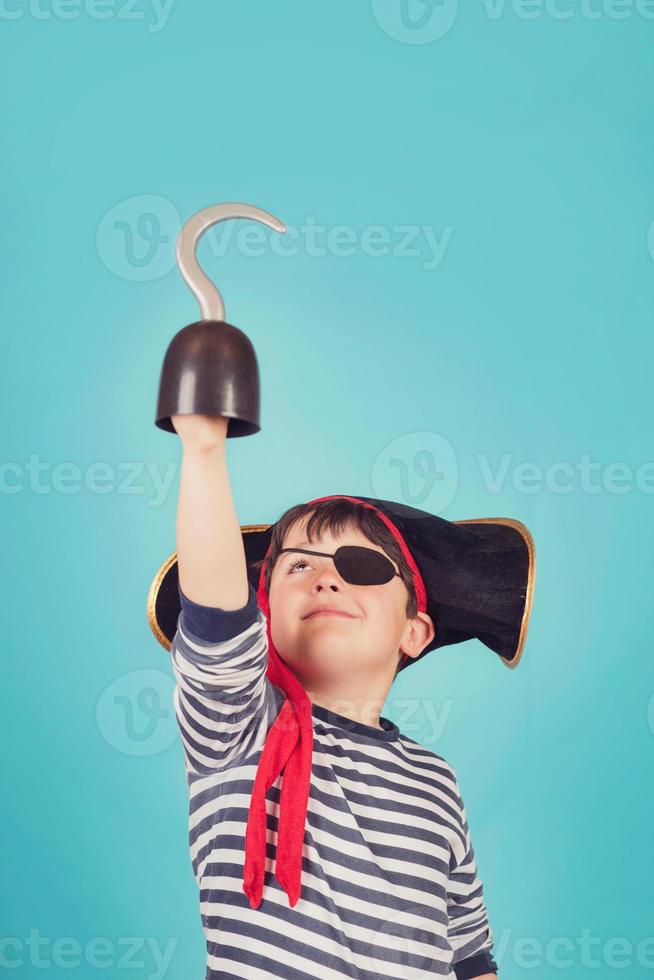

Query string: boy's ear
399 612 435 663
393 614 435 677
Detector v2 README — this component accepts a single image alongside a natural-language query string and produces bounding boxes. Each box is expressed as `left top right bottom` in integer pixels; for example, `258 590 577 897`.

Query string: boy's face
267 516 434 692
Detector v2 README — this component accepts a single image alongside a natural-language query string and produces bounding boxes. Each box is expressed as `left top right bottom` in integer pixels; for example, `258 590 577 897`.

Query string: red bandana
242 495 428 909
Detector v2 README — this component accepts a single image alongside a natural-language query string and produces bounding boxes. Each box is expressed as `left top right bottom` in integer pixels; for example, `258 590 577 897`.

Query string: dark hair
252 497 419 621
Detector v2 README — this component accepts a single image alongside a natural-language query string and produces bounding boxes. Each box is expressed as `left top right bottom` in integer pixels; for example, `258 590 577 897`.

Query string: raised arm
168 413 282 775
172 413 249 610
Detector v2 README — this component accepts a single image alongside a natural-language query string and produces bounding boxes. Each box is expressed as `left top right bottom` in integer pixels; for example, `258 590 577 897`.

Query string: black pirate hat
147 494 535 669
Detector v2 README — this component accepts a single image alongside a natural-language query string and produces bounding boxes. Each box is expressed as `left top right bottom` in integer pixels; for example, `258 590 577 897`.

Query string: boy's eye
287 558 310 573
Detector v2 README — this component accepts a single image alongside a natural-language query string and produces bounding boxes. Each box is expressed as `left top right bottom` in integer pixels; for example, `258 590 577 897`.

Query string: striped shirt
171 582 499 980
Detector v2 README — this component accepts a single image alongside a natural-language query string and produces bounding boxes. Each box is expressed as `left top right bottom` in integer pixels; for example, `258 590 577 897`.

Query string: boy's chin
278 642 375 681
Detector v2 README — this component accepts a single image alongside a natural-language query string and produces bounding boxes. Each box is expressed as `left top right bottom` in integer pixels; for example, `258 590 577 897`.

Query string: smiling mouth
304 610 355 620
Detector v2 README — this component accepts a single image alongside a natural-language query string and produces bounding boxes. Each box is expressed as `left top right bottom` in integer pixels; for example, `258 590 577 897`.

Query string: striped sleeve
170 581 282 775
448 774 499 978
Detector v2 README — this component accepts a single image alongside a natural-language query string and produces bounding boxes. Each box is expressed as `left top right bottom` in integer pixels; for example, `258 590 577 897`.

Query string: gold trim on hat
147 519 535 668
146 524 271 652
146 550 177 651
454 517 536 669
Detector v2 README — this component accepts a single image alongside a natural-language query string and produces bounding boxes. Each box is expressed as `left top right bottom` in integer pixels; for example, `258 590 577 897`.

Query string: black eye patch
278 545 400 586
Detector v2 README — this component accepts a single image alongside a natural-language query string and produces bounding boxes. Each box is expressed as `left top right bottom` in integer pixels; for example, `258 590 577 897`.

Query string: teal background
2 1 653 977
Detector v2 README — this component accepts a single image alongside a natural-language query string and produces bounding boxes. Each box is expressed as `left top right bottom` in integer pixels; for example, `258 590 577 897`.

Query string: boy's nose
311 566 343 591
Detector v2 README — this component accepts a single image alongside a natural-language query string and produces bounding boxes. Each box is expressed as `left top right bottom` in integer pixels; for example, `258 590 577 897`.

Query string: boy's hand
171 413 228 454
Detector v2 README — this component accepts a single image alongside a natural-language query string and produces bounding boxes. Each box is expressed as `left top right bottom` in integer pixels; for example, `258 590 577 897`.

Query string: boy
150 411 534 978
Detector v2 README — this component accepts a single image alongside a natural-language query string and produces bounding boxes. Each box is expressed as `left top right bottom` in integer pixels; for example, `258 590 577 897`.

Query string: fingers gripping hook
175 203 287 321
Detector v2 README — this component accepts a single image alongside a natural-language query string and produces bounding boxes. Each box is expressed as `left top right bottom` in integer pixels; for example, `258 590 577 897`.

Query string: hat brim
440 517 535 668
147 515 535 670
